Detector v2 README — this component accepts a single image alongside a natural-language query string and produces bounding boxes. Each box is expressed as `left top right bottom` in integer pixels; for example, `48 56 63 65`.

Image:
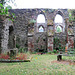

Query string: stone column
0 16 4 53
47 36 53 52
65 18 69 52
1 18 9 53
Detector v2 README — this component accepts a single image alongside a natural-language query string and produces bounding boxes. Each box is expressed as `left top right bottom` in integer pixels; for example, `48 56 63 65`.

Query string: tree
0 0 16 21
6 5 12 9
0 0 15 6
68 9 75 22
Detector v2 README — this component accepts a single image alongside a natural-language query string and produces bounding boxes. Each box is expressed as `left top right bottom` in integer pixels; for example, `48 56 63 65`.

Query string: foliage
29 19 36 24
16 44 20 48
0 0 15 6
0 53 9 59
6 5 12 9
19 47 28 53
47 51 52 54
0 4 8 15
54 37 59 44
68 9 75 22
16 53 27 60
9 50 16 60
0 52 30 60
54 37 65 50
32 51 38 54
0 0 16 21
53 49 57 53
56 26 62 33
54 37 60 49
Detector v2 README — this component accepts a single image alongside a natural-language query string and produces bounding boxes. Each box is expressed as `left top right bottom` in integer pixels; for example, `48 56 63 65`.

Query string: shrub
19 47 28 53
0 54 9 59
32 51 37 54
16 53 27 60
47 51 52 54
16 44 20 48
53 49 57 53
9 50 16 59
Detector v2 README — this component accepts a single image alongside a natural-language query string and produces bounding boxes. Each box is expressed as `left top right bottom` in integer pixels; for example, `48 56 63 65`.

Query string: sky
7 0 75 9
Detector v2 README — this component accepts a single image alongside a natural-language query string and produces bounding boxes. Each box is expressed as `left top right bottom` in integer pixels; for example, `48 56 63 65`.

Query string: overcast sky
7 0 75 9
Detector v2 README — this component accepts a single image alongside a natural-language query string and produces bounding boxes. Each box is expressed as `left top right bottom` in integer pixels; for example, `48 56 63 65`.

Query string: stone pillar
47 36 53 52
0 17 3 53
65 18 69 52
28 35 34 52
1 18 9 53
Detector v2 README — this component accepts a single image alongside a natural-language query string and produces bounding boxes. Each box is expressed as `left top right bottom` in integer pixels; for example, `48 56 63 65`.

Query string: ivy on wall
68 9 75 22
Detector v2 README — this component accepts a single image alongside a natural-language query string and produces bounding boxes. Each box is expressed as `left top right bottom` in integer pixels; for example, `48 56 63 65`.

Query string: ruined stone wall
9 9 32 49
72 10 75 48
8 9 71 52
0 9 74 53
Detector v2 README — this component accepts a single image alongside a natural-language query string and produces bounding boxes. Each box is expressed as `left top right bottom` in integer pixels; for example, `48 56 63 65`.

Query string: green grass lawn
0 54 75 75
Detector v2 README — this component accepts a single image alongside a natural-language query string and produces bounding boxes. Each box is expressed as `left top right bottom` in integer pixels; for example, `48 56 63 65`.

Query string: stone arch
38 25 45 32
56 11 64 17
36 10 47 23
35 11 47 32
53 10 65 19
36 9 47 20
54 10 65 33
37 14 45 23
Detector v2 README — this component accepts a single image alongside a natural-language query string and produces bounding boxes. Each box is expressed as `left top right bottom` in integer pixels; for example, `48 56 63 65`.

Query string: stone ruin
0 9 75 53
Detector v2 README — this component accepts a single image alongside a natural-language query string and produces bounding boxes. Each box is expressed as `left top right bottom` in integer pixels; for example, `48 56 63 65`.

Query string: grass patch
63 56 75 61
0 54 75 75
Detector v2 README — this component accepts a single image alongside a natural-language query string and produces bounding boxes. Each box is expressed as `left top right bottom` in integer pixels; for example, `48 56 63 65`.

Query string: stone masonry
0 9 75 53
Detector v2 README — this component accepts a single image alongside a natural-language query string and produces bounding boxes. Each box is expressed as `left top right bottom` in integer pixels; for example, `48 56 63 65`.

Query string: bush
47 51 52 54
16 53 27 60
53 49 57 53
32 51 37 54
10 50 16 59
19 47 28 53
0 54 9 59
16 44 20 48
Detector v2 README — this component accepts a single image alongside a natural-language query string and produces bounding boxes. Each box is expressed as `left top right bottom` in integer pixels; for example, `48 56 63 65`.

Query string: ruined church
0 9 75 53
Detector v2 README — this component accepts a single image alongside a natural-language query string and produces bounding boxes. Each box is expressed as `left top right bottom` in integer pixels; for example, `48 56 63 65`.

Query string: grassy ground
0 54 75 75
63 56 75 61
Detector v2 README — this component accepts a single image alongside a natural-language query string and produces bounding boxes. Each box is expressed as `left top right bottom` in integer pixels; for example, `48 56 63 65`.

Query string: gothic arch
35 11 47 32
38 25 45 32
37 14 46 23
53 10 65 33
53 10 65 22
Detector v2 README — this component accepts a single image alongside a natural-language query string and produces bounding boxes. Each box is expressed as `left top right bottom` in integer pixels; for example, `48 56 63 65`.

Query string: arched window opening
38 26 44 32
54 14 63 23
56 26 62 33
54 14 65 33
37 14 45 23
